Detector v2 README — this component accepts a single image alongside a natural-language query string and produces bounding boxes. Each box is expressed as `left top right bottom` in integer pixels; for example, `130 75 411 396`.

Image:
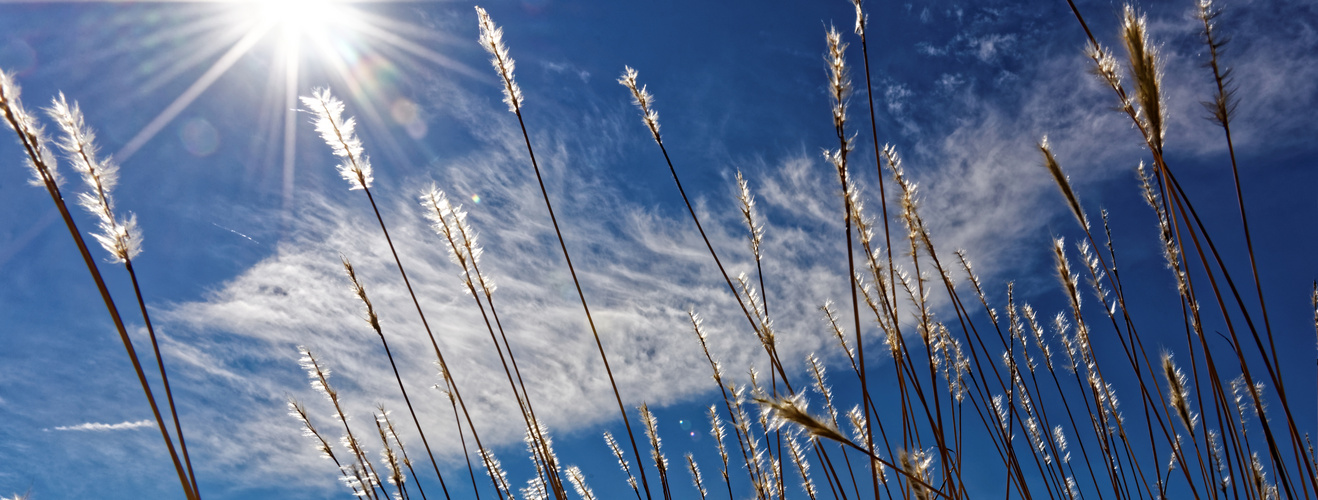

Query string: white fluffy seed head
619 65 661 143
476 6 524 113
300 88 373 190
0 70 63 189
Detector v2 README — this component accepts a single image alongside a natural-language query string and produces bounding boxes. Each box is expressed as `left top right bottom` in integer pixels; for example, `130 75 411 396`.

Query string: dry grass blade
1039 136 1088 230
1120 5 1166 152
1161 353 1198 434
758 394 852 449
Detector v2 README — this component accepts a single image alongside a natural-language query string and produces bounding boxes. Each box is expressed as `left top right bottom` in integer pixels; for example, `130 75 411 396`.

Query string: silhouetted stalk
340 257 451 499
289 398 366 498
849 0 898 322
691 313 773 499
300 349 389 500
474 8 652 499
379 406 429 500
618 66 794 389
437 382 482 500
820 26 886 500
373 411 412 500
44 95 203 499
420 188 565 498
303 87 502 497
0 73 197 500
1068 4 1313 493
123 261 200 498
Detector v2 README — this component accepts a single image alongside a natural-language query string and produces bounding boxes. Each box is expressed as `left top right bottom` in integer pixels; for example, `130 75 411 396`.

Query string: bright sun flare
254 0 351 42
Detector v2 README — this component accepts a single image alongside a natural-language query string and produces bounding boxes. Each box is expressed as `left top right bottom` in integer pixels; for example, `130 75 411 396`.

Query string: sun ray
115 24 270 162
352 16 485 80
135 21 255 97
280 32 301 232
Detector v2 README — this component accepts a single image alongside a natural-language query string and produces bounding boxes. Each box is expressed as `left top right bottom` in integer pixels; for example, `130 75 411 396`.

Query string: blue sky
1 0 1316 499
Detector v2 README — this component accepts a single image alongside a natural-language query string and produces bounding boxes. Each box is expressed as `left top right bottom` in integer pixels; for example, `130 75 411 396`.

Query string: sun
112 0 466 221
251 0 352 45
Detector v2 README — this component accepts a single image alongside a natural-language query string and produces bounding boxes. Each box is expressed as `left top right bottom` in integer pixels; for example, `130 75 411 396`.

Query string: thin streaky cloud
50 420 154 432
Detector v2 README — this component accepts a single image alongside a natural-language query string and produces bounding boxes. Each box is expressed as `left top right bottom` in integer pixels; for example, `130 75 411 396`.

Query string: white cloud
148 1 1318 493
50 420 154 432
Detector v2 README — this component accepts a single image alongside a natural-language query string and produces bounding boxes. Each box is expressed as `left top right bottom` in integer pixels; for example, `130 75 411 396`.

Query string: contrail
211 222 260 244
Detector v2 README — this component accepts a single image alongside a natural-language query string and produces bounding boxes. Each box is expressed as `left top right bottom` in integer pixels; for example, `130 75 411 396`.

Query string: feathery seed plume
1161 352 1198 432
475 6 523 113
786 435 818 500
1039 136 1088 229
300 88 372 190
618 66 661 143
521 477 547 500
421 185 494 294
479 448 514 499
898 449 934 500
825 25 849 131
566 466 595 500
1053 426 1071 463
735 170 764 261
604 431 640 495
48 94 142 262
851 0 866 35
759 393 851 445
1197 0 1238 127
1086 41 1124 108
684 453 706 500
1121 5 1166 150
639 403 668 473
288 398 336 462
373 412 406 489
341 257 381 334
0 69 62 189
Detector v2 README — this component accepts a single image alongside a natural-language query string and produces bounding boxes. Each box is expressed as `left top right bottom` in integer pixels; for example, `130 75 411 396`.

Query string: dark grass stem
420 190 566 498
474 8 653 499
124 260 200 499
618 66 795 391
341 257 451 499
381 406 430 500
0 77 198 500
1065 4 1315 492
302 88 499 499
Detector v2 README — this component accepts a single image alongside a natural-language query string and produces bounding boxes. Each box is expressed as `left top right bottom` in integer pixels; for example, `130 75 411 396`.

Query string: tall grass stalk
9 1 1317 499
46 92 201 499
419 186 565 498
474 6 650 500
302 87 505 498
1067 2 1316 495
0 70 199 500
340 256 448 499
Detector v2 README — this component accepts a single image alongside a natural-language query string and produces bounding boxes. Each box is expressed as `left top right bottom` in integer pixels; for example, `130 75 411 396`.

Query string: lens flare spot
391 98 427 139
470 194 481 204
179 117 219 156
678 419 691 430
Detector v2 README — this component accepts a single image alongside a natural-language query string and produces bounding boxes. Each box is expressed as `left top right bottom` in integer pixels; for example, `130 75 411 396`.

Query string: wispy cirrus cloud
49 420 153 432
147 0 1318 493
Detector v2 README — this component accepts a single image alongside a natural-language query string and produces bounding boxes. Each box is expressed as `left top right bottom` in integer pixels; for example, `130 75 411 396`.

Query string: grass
2 0 1314 499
